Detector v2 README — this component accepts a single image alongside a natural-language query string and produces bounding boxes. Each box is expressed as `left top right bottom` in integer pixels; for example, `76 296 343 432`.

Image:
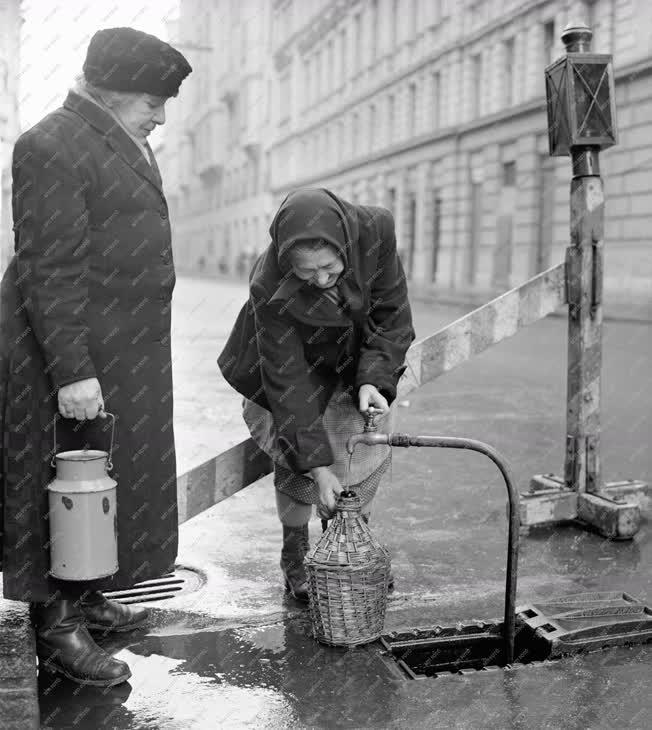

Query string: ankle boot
362 514 395 591
281 524 310 603
80 590 149 634
30 600 131 687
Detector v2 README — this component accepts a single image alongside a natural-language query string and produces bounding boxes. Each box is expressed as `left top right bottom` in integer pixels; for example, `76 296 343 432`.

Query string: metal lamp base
520 475 648 539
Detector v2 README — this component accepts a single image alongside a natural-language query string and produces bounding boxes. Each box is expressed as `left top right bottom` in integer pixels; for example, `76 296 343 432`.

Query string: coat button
159 209 168 220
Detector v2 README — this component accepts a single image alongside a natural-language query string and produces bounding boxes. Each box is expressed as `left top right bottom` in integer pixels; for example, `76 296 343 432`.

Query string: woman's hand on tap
358 384 390 419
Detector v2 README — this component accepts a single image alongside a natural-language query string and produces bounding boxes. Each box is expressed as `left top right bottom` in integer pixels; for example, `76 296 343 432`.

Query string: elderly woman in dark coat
0 27 191 686
219 188 415 602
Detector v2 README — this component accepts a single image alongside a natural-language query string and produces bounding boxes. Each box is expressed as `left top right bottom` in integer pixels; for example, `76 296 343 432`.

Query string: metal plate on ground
102 566 205 604
516 591 652 657
380 591 652 679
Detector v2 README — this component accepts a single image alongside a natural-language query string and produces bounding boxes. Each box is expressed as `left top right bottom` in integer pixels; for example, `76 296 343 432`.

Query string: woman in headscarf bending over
218 188 415 602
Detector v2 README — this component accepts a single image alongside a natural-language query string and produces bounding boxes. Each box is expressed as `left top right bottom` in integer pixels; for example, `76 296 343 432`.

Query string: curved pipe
348 432 519 665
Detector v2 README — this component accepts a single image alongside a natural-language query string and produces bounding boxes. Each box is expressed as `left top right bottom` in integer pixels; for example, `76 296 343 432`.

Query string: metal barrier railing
176 262 567 524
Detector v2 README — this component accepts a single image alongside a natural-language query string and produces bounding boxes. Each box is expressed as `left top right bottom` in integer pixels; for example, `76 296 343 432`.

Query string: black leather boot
30 600 131 687
362 514 395 591
80 590 149 634
281 524 310 603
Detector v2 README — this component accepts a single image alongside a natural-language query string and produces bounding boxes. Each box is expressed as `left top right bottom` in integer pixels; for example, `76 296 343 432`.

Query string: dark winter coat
218 188 415 473
0 91 177 602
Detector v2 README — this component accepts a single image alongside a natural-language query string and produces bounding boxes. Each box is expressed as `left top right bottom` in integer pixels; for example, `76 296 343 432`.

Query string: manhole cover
102 566 205 604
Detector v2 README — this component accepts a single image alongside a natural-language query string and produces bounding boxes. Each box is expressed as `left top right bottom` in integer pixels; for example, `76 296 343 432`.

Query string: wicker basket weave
305 490 391 647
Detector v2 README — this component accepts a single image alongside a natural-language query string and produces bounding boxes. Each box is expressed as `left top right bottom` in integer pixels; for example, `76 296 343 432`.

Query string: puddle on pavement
37 612 394 729
37 607 652 730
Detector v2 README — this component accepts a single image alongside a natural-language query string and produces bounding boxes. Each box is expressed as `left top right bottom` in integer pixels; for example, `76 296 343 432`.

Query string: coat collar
267 271 363 327
63 90 163 196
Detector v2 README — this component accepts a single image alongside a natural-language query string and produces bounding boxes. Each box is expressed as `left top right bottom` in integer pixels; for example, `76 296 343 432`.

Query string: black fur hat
83 27 192 98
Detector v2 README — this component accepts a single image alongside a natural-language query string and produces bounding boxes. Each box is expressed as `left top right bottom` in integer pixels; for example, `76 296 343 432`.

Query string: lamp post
524 23 648 539
547 23 616 500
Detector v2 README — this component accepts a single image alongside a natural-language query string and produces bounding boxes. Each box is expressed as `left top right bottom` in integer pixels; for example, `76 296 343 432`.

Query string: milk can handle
51 411 116 470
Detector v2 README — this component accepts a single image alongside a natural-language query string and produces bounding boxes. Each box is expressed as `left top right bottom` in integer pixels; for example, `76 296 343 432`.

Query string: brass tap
346 430 390 454
347 409 390 454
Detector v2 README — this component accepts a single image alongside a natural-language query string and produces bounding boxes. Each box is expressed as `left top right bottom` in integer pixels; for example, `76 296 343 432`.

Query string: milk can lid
55 449 108 462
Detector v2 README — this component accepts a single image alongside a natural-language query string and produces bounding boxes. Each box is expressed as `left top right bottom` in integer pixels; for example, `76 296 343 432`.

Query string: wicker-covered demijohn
305 490 392 647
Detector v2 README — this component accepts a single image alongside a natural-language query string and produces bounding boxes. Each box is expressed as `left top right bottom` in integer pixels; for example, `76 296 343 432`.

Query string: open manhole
380 621 552 679
380 592 652 679
102 566 205 605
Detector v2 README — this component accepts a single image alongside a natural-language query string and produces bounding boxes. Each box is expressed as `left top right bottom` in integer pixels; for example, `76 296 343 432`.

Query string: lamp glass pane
546 63 571 152
573 62 613 139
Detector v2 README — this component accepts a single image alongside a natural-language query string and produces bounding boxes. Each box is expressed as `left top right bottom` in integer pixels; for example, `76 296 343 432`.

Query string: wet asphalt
36 281 652 729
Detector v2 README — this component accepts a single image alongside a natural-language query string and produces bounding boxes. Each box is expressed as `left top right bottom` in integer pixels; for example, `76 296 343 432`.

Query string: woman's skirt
243 386 391 505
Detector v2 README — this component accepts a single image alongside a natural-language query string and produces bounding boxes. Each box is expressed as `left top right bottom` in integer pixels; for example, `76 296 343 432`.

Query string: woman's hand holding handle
310 466 343 520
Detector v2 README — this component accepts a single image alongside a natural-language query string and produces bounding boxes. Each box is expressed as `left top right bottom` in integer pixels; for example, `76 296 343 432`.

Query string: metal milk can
47 412 119 581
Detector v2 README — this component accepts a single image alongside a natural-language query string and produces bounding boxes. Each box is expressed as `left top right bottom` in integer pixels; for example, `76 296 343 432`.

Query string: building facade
0 0 22 275
167 0 652 303
157 0 274 277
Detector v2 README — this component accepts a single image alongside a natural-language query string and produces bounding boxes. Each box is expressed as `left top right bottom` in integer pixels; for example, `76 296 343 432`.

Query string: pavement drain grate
102 566 205 605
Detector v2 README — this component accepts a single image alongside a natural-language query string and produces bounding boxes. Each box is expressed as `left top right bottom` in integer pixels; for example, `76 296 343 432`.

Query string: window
370 0 379 61
469 1 478 27
369 104 377 151
387 187 396 219
391 0 399 47
337 120 344 162
241 18 248 66
339 28 348 86
304 59 311 108
387 94 395 144
0 60 8 92
266 79 272 121
353 12 361 71
240 86 248 132
582 0 597 29
502 161 516 187
543 20 555 66
503 38 514 107
472 53 482 117
352 112 360 153
581 1 604 51
264 150 271 188
409 0 418 40
432 192 442 282
326 40 334 94
408 82 417 136
405 194 417 278
279 71 291 123
432 71 441 129
315 50 321 100
251 158 259 195
433 0 442 23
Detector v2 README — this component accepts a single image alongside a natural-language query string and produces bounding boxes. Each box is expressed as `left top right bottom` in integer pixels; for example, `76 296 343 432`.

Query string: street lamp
544 23 617 168
528 21 648 539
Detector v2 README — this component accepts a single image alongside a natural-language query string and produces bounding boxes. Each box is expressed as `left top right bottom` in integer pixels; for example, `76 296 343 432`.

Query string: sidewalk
29 314 652 729
0 597 38 729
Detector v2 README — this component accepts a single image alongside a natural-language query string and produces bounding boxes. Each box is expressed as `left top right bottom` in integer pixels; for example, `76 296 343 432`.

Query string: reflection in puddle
36 617 326 729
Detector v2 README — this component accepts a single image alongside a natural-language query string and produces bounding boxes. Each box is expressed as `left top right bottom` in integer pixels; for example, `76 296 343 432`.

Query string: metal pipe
347 432 520 664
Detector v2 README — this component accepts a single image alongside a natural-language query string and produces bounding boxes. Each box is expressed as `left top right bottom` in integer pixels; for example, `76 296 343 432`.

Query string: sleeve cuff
50 358 97 391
